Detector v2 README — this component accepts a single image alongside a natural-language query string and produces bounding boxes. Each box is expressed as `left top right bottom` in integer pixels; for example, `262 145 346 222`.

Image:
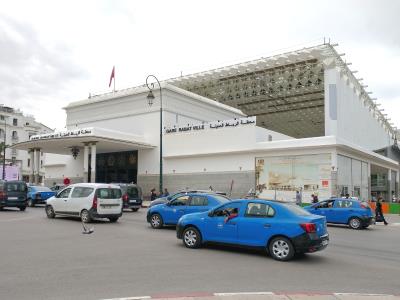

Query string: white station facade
13 43 399 202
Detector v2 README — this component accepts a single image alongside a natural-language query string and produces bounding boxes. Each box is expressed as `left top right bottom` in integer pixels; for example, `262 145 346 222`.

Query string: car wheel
150 213 163 229
108 217 119 223
28 198 35 207
269 237 295 261
131 208 139 212
81 209 92 223
349 217 362 229
182 227 202 249
19 206 27 211
46 205 55 218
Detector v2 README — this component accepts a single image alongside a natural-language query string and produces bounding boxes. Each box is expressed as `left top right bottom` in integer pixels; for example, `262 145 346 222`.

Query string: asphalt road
0 207 399 300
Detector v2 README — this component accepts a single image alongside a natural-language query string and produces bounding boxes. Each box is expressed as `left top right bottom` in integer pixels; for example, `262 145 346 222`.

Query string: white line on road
102 296 151 300
214 292 275 296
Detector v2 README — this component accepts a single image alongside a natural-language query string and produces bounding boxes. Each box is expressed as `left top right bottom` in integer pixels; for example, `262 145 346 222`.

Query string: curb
102 291 400 300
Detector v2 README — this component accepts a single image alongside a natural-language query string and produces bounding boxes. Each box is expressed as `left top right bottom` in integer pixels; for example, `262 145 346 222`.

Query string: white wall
325 67 392 150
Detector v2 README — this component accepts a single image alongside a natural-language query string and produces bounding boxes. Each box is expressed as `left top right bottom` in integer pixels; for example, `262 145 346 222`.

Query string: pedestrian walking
162 188 169 197
375 197 388 225
295 190 302 206
150 188 157 201
311 194 318 204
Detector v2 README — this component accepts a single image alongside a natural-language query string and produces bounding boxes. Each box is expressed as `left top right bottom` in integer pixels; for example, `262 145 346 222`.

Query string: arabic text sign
165 116 256 134
30 128 92 141
2 166 20 180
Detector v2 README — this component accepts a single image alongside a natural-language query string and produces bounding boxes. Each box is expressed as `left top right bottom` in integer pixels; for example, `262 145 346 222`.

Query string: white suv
45 183 123 223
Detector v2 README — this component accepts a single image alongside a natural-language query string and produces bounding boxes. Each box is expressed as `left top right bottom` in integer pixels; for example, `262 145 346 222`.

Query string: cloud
0 14 89 128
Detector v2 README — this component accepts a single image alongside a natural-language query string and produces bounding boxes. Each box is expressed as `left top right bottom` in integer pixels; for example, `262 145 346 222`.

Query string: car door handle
264 224 271 228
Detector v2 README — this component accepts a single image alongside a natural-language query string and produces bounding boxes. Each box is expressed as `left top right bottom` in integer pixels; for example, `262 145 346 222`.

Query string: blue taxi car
147 193 230 229
176 199 329 261
304 198 374 229
27 186 56 207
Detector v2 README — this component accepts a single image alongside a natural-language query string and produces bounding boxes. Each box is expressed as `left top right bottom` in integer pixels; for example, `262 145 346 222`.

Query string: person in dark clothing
375 197 388 225
150 188 157 201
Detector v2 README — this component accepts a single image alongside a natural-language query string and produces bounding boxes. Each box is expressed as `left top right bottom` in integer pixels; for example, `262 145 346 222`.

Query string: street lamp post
146 75 163 194
2 117 7 180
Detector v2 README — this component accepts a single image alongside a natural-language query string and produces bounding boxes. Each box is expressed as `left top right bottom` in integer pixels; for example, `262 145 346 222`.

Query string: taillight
92 195 98 209
300 223 316 233
122 194 129 202
360 203 368 209
0 191 7 199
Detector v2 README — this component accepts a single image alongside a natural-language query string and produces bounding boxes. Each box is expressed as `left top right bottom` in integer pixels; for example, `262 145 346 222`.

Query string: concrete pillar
83 143 89 183
90 143 96 183
35 148 41 185
29 149 34 184
330 150 338 197
387 169 392 202
367 162 371 201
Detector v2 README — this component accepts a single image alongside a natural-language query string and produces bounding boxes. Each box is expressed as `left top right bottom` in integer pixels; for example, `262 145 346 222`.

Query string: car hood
180 210 209 222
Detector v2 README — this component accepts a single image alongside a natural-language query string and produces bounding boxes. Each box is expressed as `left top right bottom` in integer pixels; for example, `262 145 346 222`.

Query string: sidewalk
104 292 400 300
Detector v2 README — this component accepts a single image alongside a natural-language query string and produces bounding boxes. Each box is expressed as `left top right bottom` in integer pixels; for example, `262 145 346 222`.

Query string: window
245 203 275 217
96 188 122 199
58 188 71 198
71 187 94 198
6 182 27 192
337 200 353 208
40 160 43 167
12 131 18 139
170 195 190 206
189 195 208 206
212 204 240 217
0 115 4 120
316 200 334 209
13 118 17 126
283 203 311 216
27 159 30 167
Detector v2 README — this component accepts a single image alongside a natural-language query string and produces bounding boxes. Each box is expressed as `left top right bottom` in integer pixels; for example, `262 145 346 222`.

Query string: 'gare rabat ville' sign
164 116 256 134
30 128 92 141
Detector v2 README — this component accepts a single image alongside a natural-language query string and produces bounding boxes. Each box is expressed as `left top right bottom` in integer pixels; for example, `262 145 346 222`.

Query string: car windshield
6 182 26 192
33 186 52 192
212 195 231 204
282 203 311 216
126 186 139 197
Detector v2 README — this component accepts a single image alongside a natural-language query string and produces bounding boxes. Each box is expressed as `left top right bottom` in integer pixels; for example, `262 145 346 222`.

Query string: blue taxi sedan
147 192 230 229
176 199 329 261
304 198 374 229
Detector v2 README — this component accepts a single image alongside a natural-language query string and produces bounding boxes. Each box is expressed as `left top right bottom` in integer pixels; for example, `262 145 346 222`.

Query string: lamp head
147 90 155 106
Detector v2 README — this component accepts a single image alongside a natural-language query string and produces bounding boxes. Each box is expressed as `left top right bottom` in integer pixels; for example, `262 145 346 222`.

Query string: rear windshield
6 182 27 192
34 186 52 192
213 195 231 204
96 188 122 199
126 186 139 198
283 203 311 216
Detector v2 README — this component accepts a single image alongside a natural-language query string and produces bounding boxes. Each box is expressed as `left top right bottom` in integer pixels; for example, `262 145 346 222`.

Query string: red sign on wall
321 180 329 188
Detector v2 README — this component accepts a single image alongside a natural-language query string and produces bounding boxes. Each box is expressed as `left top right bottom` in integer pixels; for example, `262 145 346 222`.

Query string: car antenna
81 220 94 234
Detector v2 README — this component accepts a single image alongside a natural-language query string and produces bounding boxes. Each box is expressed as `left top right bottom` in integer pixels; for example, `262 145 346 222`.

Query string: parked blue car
304 198 374 229
27 186 56 207
147 193 230 229
176 199 329 261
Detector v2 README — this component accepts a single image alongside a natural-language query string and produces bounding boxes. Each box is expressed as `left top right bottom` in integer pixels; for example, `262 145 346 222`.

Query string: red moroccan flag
109 66 115 88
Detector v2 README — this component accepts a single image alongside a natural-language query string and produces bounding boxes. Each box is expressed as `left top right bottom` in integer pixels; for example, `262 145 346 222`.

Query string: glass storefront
89 150 138 183
255 154 332 202
337 155 368 201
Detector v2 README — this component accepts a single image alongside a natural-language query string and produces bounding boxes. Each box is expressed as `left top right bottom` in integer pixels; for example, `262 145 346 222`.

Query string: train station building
13 43 399 202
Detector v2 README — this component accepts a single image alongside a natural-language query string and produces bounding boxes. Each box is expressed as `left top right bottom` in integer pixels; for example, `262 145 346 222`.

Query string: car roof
66 183 121 189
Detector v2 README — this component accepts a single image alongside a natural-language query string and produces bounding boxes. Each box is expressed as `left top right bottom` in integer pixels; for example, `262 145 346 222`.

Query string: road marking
215 292 275 296
102 296 151 300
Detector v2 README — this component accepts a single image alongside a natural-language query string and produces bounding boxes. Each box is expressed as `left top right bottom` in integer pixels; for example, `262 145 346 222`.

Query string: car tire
46 205 56 218
150 213 163 229
131 208 139 212
81 209 92 223
268 236 295 261
349 217 362 230
19 206 27 211
28 198 35 207
108 217 119 223
182 227 202 249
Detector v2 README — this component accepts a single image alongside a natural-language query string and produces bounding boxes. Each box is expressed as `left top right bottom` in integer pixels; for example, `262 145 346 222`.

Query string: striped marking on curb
102 291 400 300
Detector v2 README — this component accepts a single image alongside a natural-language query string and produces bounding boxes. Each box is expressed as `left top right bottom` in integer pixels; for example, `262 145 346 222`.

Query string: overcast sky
0 0 399 130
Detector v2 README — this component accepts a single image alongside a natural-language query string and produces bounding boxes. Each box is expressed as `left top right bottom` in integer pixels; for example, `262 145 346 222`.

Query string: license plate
322 240 329 246
129 200 137 203
8 197 18 200
102 205 113 209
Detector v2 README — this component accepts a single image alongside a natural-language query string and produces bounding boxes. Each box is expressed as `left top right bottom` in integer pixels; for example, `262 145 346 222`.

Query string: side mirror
166 201 172 206
208 210 214 217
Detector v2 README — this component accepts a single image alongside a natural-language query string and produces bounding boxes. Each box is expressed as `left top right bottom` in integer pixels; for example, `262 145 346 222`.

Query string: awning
11 127 155 154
